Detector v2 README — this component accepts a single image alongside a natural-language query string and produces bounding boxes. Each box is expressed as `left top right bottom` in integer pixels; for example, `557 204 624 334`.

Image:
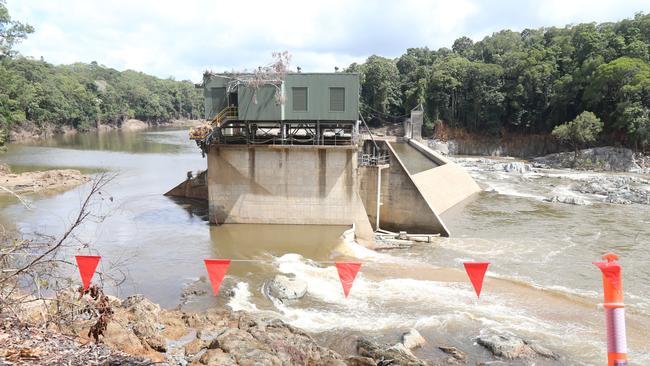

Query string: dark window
292 87 308 111
210 87 226 117
329 87 345 112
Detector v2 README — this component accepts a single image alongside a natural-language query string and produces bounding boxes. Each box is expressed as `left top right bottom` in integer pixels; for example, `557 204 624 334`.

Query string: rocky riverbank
451 155 650 206
0 164 89 196
8 119 203 143
1 288 566 366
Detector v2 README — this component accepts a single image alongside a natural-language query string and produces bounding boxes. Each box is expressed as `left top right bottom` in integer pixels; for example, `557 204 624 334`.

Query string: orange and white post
594 253 628 366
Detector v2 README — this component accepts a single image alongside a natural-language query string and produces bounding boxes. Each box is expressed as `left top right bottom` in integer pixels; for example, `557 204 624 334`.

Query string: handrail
211 106 238 127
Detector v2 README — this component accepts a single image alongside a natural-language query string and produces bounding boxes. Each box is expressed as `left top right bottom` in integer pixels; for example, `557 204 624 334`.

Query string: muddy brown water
1 128 649 365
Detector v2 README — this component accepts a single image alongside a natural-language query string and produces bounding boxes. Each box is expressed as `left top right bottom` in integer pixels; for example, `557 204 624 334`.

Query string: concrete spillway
358 139 481 237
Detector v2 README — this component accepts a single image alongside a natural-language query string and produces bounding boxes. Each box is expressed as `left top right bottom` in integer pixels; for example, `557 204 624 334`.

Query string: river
1 128 649 365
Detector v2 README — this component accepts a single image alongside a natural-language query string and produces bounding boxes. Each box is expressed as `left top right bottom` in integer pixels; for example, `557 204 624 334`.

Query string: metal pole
594 253 628 366
375 165 386 231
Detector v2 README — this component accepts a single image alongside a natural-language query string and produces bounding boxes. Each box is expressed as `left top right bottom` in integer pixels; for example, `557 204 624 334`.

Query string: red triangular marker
463 262 490 298
204 259 231 296
75 255 101 290
335 262 362 298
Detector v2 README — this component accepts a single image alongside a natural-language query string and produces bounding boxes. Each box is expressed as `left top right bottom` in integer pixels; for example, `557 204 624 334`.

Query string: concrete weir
167 138 481 242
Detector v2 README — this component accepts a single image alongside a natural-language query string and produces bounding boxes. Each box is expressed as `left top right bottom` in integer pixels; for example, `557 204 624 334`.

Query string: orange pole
593 253 628 366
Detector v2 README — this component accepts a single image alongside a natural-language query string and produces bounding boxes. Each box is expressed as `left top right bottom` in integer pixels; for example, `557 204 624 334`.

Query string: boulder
199 349 237 366
241 316 345 365
438 346 466 362
545 195 589 205
268 275 308 301
497 162 533 173
401 328 426 350
476 333 558 360
121 119 148 131
356 338 428 366
122 295 166 351
346 356 377 366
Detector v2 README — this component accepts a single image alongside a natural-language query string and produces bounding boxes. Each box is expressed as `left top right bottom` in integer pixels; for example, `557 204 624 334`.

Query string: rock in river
477 332 558 360
544 195 589 205
356 338 428 366
496 162 533 173
402 328 426 350
268 274 308 301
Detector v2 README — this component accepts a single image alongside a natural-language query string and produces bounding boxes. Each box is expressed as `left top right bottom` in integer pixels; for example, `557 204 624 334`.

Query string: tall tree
0 0 33 58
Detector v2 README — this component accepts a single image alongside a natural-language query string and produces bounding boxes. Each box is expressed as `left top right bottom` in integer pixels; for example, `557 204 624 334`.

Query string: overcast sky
7 0 650 82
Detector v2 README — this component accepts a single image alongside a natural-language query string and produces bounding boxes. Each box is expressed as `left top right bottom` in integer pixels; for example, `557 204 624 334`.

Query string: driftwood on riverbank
0 314 155 366
0 164 89 196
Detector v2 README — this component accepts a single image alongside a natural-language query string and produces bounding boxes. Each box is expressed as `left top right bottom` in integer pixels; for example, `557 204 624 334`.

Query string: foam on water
225 251 616 363
484 181 548 200
228 282 260 312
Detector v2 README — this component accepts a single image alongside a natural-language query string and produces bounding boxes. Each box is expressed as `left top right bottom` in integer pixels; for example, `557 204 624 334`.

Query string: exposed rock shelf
5 290 567 366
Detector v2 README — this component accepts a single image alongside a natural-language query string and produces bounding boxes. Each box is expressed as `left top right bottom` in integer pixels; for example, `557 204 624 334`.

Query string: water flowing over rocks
544 195 589 205
451 155 650 206
533 147 641 172
495 162 533 173
575 176 650 205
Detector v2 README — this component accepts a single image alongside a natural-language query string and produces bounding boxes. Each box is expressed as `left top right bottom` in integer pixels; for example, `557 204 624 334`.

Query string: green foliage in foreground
552 111 604 153
350 12 650 148
0 1 203 145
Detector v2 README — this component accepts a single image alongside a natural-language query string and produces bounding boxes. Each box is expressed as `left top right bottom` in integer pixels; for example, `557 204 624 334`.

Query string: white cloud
5 0 650 81
535 0 650 26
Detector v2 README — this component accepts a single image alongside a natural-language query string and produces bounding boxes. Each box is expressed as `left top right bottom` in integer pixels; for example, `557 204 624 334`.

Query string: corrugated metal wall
203 73 359 121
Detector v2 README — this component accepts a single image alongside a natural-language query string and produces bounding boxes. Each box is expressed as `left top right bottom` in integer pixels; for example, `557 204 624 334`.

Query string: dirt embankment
0 164 89 195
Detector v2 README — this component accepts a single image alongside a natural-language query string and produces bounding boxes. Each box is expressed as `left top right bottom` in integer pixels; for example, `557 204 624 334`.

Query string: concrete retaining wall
207 145 373 241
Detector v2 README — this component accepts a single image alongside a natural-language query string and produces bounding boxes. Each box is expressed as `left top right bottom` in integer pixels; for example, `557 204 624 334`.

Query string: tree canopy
0 1 203 146
552 111 603 154
351 12 650 149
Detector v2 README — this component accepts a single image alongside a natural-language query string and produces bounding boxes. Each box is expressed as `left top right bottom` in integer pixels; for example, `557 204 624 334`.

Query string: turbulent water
1 129 649 365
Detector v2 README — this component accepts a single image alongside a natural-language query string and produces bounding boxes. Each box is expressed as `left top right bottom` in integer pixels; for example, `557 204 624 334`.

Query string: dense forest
0 1 203 146
349 12 650 149
2 0 650 150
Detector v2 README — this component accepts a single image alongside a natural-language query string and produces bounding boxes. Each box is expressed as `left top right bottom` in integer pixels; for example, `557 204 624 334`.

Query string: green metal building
201 72 360 146
204 73 359 121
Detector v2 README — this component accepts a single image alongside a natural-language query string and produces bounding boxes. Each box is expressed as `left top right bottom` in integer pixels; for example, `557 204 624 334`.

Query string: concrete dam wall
205 144 375 241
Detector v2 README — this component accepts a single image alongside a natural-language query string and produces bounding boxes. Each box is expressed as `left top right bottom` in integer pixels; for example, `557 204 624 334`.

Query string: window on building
329 87 345 112
292 87 308 111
